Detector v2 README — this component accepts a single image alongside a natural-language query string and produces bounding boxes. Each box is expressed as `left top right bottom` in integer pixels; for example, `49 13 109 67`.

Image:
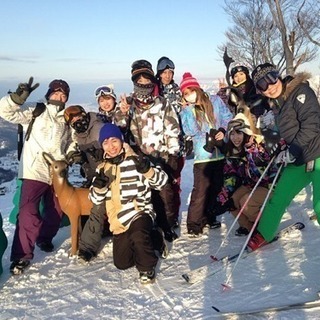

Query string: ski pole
212 155 276 260
222 162 284 289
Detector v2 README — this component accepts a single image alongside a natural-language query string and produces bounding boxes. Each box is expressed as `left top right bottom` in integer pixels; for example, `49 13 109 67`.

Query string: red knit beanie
179 72 201 92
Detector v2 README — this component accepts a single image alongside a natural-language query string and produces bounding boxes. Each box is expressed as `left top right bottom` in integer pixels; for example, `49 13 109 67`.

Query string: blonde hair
192 87 215 128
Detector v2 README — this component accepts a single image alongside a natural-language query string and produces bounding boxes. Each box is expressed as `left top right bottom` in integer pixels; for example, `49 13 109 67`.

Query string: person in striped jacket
78 123 168 284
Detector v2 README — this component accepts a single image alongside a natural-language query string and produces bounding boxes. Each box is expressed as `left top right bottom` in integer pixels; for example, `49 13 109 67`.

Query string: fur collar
283 72 312 100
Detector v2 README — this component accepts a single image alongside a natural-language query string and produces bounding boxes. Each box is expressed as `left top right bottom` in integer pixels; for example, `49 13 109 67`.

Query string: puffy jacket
179 94 233 163
73 112 104 181
217 139 278 205
89 144 168 234
271 73 320 165
0 95 76 184
115 96 181 161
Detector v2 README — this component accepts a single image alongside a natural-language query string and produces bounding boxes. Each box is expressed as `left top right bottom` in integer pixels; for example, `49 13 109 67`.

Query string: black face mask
71 115 90 133
47 99 65 111
105 149 125 165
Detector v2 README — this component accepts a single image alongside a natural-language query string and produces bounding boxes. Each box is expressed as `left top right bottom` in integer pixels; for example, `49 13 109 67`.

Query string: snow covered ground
0 157 320 319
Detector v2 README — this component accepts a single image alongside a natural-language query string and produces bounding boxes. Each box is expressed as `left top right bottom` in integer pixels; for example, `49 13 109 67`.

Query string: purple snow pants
10 179 63 261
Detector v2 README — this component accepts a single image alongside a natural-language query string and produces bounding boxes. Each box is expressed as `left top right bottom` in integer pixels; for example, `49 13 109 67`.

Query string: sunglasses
64 105 85 124
157 58 175 71
255 71 279 91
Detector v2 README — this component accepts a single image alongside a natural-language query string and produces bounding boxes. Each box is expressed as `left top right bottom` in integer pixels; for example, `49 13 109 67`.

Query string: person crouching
79 123 168 284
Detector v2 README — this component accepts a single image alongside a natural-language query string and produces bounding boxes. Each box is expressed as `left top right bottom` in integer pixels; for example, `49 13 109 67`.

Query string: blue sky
0 0 318 106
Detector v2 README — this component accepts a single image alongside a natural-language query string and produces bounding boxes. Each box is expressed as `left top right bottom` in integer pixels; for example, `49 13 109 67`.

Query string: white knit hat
227 112 253 136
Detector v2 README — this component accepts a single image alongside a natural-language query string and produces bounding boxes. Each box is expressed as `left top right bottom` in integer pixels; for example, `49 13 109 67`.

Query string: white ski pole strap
223 162 284 288
213 155 276 259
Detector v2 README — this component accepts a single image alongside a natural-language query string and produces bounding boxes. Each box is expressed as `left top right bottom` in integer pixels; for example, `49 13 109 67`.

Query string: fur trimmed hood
282 72 312 100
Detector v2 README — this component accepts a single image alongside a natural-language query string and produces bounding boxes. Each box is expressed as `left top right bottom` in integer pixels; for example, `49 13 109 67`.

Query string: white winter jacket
0 95 76 184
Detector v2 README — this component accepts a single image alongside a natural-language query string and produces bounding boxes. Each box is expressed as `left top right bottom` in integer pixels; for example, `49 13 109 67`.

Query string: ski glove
183 135 193 156
270 139 287 157
257 110 274 129
203 128 224 153
66 150 85 165
132 155 151 174
92 168 114 189
10 77 39 105
275 149 295 166
87 147 104 161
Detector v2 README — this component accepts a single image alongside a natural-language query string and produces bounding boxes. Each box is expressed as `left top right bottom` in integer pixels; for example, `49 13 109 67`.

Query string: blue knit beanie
99 123 123 144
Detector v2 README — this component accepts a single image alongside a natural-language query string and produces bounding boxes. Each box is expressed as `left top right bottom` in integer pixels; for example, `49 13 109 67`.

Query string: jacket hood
282 72 312 101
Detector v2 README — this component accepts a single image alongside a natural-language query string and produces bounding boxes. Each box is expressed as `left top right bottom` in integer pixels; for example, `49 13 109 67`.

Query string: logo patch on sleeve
297 94 306 104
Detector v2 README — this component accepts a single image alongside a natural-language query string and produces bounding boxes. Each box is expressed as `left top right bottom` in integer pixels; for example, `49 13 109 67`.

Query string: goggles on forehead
157 58 175 72
95 86 113 97
255 71 279 92
131 59 152 70
49 80 70 94
64 105 86 124
227 119 250 132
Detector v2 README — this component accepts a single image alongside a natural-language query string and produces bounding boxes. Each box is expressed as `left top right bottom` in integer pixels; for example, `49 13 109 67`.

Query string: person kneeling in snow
78 123 168 284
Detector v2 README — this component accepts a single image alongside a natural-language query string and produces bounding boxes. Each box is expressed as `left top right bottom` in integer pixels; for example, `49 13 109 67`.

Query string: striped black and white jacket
89 143 168 234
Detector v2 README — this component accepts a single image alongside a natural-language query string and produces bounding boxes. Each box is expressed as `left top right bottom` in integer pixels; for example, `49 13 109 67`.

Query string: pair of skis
213 291 320 315
181 222 305 284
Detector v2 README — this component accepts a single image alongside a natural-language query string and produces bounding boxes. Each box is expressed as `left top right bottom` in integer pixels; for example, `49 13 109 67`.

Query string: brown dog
43 152 93 255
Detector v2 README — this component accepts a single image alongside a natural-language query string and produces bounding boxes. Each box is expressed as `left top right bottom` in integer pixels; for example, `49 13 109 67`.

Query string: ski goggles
64 105 86 124
48 79 70 95
94 86 116 100
157 58 175 72
255 71 279 92
227 118 250 132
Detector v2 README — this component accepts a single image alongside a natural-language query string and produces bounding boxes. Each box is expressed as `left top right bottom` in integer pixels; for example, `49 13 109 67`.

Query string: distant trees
220 0 320 75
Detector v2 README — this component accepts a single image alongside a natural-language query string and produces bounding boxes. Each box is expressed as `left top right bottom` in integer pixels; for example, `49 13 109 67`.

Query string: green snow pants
257 157 320 242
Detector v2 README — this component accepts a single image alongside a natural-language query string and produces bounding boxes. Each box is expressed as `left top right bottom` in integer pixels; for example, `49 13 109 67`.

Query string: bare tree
219 0 319 75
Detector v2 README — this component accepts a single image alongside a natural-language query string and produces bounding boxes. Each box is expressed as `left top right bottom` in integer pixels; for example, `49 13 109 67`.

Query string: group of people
1 56 319 284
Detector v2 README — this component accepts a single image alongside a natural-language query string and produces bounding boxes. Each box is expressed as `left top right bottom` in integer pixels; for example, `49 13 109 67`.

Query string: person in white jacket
0 77 76 275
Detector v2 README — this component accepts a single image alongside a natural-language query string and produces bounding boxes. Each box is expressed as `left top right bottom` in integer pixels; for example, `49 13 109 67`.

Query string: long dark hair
224 131 251 157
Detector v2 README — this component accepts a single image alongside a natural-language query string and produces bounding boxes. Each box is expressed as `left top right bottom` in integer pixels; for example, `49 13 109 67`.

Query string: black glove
10 77 39 105
92 168 112 189
87 147 104 161
183 136 193 156
66 150 85 164
203 129 224 153
132 155 151 174
270 138 287 157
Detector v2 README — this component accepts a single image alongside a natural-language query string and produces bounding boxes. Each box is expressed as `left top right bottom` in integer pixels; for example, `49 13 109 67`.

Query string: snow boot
151 228 169 259
36 241 54 252
247 232 268 252
10 260 30 275
139 269 155 284
235 227 250 236
188 229 202 239
78 249 95 263
164 228 178 242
